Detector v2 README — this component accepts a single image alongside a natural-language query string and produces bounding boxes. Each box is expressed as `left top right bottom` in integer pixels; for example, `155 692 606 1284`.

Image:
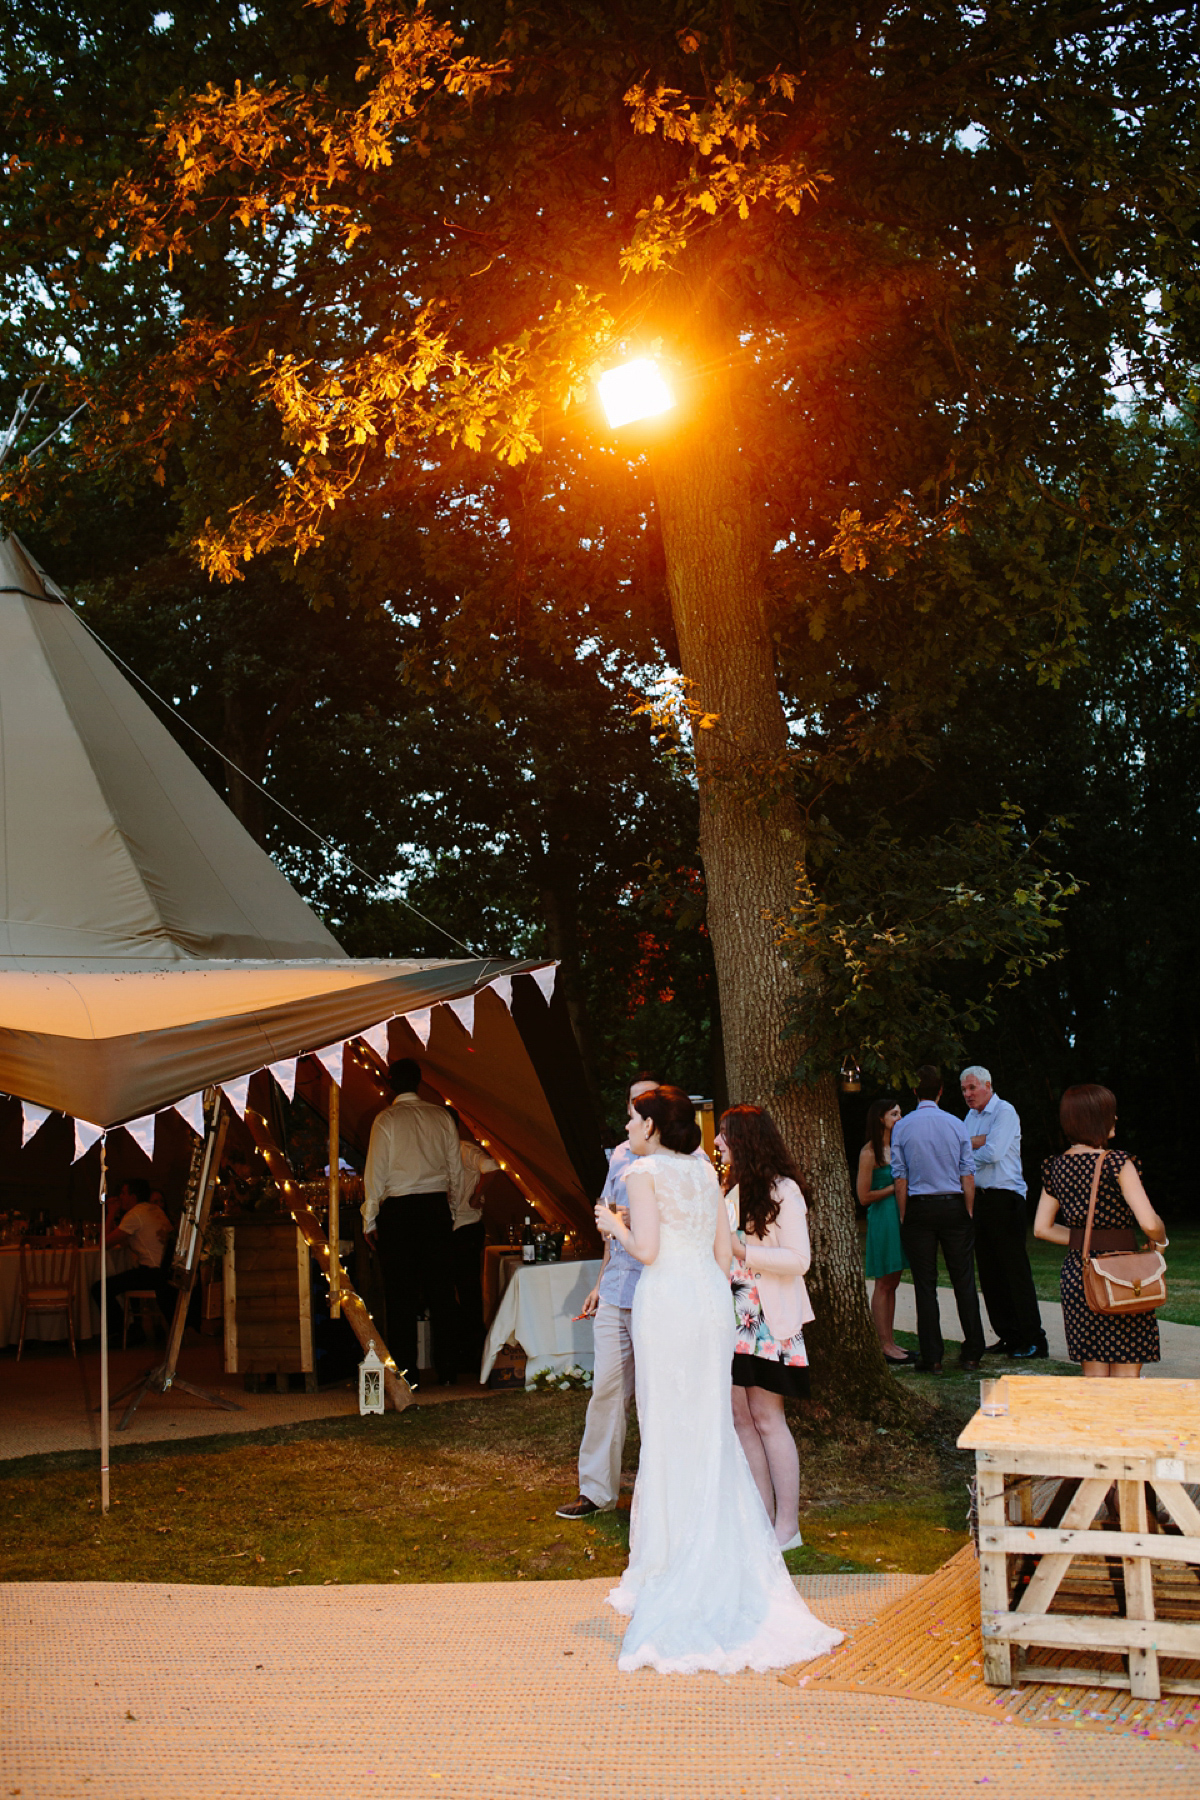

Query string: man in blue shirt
890 1064 986 1372
961 1066 1047 1359
556 1072 659 1520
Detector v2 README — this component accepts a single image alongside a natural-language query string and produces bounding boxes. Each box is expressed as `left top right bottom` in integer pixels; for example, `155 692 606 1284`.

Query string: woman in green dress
856 1099 914 1366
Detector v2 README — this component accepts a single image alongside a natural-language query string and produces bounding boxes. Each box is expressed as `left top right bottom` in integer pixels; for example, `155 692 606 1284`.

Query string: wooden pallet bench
958 1375 1200 1701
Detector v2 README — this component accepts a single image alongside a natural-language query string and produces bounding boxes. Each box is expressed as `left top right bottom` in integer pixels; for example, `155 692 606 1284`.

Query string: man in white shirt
91 1178 174 1343
364 1059 472 1386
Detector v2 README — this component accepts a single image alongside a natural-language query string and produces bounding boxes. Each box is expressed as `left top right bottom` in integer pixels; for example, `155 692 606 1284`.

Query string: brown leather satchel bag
1080 1151 1168 1316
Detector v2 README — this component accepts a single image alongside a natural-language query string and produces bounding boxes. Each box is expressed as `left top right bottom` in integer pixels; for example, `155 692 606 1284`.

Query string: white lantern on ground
359 1339 385 1415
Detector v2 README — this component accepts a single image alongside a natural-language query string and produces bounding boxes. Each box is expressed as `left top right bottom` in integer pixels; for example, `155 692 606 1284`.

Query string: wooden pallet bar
960 1376 1200 1701
239 1104 414 1412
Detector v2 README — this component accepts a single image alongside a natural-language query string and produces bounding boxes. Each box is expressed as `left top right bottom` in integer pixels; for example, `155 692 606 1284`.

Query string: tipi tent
0 534 604 1213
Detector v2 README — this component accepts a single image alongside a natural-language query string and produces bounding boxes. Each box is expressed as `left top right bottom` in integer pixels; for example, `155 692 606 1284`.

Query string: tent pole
328 1082 341 1319
99 1132 110 1514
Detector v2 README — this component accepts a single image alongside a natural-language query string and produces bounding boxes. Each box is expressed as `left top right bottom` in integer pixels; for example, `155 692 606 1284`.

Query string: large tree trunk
650 362 890 1412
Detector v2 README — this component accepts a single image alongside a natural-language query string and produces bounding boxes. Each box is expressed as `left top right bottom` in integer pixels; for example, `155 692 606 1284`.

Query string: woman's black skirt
731 1351 811 1399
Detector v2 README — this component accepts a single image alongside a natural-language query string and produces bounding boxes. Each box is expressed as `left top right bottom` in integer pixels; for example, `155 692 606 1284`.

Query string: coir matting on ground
787 1541 1200 1746
5 1568 1200 1798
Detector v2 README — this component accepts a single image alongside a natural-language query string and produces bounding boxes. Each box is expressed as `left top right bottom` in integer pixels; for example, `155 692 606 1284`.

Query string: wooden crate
223 1218 316 1393
959 1375 1200 1701
487 1344 527 1390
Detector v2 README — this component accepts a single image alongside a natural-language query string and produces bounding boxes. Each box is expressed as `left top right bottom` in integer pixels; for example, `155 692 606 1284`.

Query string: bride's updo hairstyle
719 1104 802 1239
632 1085 702 1155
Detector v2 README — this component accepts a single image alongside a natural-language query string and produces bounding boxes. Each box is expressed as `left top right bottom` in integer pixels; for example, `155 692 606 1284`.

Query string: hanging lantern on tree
839 1055 862 1095
358 1339 385 1416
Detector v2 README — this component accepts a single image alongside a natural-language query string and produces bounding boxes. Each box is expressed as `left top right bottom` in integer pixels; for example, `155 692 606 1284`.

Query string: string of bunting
5 965 556 1158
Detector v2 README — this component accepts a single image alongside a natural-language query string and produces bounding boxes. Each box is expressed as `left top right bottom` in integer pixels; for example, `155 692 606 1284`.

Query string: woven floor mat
788 1541 1200 1746
5 1574 1200 1799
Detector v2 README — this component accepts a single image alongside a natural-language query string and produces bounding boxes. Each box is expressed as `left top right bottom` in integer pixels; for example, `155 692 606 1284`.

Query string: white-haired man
960 1065 1047 1359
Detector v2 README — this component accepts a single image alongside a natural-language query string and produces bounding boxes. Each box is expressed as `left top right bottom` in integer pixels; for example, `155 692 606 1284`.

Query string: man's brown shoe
555 1495 601 1520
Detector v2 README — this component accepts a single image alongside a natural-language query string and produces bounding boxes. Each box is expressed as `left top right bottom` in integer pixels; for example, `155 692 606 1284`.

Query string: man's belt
1067 1227 1136 1253
907 1191 964 1201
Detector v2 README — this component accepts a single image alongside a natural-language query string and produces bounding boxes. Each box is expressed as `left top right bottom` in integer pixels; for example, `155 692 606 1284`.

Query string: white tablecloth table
0 1245 131 1348
479 1257 601 1388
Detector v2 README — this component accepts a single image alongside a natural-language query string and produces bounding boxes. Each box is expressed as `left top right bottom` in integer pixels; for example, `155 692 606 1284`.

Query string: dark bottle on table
522 1215 536 1263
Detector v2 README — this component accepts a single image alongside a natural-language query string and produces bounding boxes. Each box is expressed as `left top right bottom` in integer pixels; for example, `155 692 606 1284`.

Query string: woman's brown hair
1059 1083 1117 1150
631 1085 701 1155
864 1098 899 1169
718 1104 802 1239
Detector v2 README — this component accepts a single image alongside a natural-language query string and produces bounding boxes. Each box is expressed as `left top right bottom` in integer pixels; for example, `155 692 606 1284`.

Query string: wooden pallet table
959 1375 1200 1701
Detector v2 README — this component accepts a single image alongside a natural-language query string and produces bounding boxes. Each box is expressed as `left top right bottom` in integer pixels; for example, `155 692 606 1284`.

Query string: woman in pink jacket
716 1104 813 1553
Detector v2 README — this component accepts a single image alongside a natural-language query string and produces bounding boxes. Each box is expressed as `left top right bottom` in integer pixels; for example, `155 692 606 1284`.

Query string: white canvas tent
0 532 604 1206
0 533 604 1469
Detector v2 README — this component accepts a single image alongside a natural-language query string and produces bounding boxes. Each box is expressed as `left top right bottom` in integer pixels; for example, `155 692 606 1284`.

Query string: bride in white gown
595 1086 843 1675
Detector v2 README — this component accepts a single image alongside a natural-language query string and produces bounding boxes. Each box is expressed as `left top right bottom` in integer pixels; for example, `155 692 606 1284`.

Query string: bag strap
1081 1150 1106 1260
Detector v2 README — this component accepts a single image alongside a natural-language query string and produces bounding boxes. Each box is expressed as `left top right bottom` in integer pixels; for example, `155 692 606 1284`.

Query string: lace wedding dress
607 1151 844 1675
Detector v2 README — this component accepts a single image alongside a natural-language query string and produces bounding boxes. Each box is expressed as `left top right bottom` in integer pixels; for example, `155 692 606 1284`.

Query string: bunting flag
446 995 475 1039
489 975 513 1012
121 1114 158 1159
20 1101 51 1148
313 1040 345 1088
267 1058 298 1101
175 1091 206 1136
220 1075 252 1120
73 1117 104 1162
406 1007 432 1048
532 964 557 1004
361 1019 391 1063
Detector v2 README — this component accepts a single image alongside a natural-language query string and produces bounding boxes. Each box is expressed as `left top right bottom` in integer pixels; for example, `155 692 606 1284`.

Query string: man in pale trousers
555 1073 659 1520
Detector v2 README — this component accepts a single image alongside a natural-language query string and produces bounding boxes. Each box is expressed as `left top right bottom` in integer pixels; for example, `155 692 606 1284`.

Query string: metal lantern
839 1056 862 1095
358 1338 386 1416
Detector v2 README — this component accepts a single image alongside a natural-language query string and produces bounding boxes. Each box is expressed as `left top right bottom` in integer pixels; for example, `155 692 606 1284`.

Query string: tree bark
650 362 891 1411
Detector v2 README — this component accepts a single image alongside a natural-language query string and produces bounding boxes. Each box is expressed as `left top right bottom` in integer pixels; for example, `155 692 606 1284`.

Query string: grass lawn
0 1377 975 1589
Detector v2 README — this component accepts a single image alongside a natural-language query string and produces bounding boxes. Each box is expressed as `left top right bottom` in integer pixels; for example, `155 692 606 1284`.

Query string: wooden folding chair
17 1236 79 1360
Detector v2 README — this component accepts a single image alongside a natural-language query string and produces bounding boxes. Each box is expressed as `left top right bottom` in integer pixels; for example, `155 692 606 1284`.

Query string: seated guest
91 1179 175 1343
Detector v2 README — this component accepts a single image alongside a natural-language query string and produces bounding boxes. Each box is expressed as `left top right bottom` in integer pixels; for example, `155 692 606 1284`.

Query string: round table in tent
480 1257 602 1389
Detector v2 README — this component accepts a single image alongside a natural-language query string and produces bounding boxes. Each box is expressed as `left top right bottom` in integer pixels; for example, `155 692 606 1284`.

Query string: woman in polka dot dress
1034 1084 1167 1377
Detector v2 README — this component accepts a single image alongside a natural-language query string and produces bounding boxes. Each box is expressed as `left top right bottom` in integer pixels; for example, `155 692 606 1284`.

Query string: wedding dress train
606 1151 844 1674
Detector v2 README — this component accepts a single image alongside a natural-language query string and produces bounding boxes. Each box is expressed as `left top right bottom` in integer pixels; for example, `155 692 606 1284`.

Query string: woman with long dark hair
856 1098 914 1365
714 1103 812 1553
594 1086 840 1674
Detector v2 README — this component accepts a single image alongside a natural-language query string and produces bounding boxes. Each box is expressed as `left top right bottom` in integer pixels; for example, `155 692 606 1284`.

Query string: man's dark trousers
900 1192 986 1367
974 1187 1044 1350
376 1192 457 1383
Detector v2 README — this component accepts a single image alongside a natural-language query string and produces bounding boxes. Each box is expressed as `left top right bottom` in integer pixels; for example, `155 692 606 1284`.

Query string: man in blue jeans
890 1065 985 1373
